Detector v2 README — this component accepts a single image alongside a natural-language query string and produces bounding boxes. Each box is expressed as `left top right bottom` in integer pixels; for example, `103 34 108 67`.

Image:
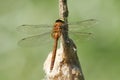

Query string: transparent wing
17 24 52 36
18 32 53 47
69 19 97 32
69 31 94 42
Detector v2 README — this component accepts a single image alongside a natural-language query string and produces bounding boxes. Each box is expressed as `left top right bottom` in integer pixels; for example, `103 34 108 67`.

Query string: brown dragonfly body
50 19 64 71
17 18 96 72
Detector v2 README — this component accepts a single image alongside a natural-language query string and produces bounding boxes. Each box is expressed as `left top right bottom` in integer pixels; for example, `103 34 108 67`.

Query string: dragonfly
17 19 97 71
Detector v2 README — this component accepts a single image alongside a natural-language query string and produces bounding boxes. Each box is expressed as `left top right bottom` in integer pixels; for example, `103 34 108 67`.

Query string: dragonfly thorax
51 22 64 40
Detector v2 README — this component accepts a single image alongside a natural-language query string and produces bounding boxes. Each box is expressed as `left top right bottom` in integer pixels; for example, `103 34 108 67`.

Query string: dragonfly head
56 19 65 23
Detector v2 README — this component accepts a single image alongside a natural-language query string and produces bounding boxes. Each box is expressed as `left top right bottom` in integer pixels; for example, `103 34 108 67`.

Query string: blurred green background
0 0 120 80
